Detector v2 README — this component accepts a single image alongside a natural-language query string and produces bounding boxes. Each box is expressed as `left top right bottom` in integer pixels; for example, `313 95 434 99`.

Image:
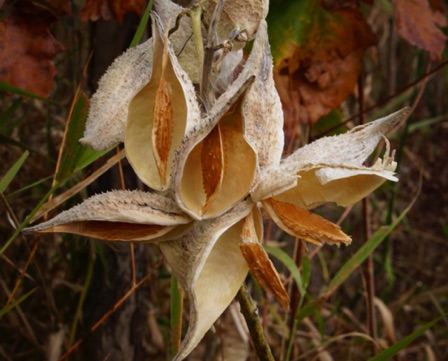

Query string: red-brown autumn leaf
274 8 377 125
0 4 64 97
393 0 447 62
81 0 146 22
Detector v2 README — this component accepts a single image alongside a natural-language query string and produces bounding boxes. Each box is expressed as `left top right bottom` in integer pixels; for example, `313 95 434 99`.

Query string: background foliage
1 0 447 360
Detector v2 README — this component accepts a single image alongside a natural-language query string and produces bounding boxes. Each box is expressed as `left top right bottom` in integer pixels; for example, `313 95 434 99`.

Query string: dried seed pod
172 92 258 219
172 20 283 220
252 108 409 207
240 206 290 309
125 14 201 191
80 40 153 150
242 21 284 175
203 0 269 43
160 200 253 361
24 190 191 241
262 198 352 246
155 0 202 83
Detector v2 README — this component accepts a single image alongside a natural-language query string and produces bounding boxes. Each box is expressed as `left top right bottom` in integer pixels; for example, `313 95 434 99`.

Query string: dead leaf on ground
0 3 64 97
81 0 146 22
393 0 447 62
274 8 377 125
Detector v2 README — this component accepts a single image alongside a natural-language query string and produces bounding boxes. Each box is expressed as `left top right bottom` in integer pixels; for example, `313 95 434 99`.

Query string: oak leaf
393 0 447 61
0 3 64 97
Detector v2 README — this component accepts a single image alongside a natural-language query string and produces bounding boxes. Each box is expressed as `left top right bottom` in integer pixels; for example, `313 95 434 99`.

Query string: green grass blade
0 186 55 257
0 98 22 130
130 0 153 48
55 93 110 184
0 288 37 319
324 194 418 298
265 245 305 297
0 80 49 100
368 318 440 361
0 151 29 193
0 133 51 160
68 243 96 347
408 114 448 133
302 255 311 289
170 274 183 357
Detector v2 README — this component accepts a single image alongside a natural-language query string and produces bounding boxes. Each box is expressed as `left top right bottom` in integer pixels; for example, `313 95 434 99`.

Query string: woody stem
237 283 275 361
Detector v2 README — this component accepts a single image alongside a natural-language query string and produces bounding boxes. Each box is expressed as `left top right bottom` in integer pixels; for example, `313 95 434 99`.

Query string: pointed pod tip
378 106 411 130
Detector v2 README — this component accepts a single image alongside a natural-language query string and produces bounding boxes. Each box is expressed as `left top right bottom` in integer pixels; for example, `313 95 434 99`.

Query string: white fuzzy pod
160 201 253 361
25 190 191 241
253 108 409 209
243 20 284 171
80 41 154 150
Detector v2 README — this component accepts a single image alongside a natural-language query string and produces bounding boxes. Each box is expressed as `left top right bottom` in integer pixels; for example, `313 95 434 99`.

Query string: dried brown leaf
0 4 64 97
393 0 447 61
263 198 351 246
274 8 377 124
81 0 146 22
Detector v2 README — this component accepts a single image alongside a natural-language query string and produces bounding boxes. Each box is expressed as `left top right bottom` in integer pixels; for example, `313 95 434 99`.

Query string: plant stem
237 283 275 361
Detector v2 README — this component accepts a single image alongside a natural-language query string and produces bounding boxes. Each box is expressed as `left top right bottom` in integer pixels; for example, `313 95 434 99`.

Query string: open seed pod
202 0 269 43
242 21 284 180
80 40 153 150
171 20 283 220
252 108 409 208
173 96 257 219
24 191 191 241
160 201 255 361
154 0 203 83
262 198 352 246
125 14 201 192
239 205 290 308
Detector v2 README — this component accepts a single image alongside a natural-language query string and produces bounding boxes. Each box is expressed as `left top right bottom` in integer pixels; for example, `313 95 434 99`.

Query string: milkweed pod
202 0 269 43
160 201 253 361
154 0 202 83
125 13 201 192
240 206 290 309
24 190 192 242
243 20 284 171
80 40 153 150
172 91 258 220
172 21 281 220
258 108 409 209
262 198 352 246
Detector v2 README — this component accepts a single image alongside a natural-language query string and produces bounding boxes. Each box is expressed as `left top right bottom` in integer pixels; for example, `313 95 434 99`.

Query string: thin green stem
170 275 183 357
68 243 96 347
